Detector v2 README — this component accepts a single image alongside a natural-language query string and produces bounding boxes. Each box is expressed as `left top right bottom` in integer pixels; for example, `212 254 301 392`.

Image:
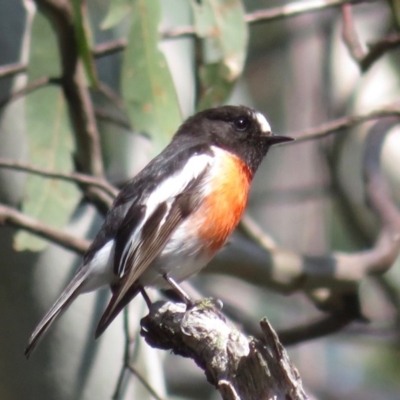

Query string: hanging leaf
191 0 248 110
15 13 80 251
121 0 182 153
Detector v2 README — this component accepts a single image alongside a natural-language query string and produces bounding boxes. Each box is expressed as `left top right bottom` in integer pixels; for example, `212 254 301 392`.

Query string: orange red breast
197 151 253 254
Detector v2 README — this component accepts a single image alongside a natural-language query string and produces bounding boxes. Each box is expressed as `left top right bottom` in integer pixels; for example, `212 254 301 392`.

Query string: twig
0 76 58 109
205 291 361 347
92 38 127 58
162 26 196 40
278 295 363 346
97 81 126 111
162 0 375 39
141 300 310 400
0 63 27 79
238 214 276 251
292 106 400 142
341 4 366 62
361 33 400 71
127 362 166 400
0 158 118 198
94 108 131 130
0 203 89 254
112 309 131 400
246 0 372 25
341 4 400 71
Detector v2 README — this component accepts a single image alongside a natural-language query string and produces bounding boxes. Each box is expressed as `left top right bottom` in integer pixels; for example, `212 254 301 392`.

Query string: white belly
139 220 212 288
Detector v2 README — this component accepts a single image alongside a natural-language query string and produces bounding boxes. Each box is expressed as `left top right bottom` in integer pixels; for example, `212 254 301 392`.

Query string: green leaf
101 0 133 30
15 13 80 251
71 0 98 87
389 0 400 28
121 0 182 153
191 0 248 110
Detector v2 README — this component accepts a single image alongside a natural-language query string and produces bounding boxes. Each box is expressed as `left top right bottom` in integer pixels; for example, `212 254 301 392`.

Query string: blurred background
0 0 399 399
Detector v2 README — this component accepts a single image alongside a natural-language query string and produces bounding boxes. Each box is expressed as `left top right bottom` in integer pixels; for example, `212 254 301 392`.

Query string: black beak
267 133 294 145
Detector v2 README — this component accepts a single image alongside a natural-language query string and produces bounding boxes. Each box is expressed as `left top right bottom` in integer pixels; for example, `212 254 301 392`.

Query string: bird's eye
232 117 250 131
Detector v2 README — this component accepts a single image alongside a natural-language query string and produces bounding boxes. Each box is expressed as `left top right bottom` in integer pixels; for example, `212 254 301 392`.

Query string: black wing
84 141 212 265
95 164 210 337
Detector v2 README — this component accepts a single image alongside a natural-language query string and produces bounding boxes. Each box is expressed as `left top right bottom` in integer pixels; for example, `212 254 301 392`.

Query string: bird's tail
25 267 87 358
95 281 141 339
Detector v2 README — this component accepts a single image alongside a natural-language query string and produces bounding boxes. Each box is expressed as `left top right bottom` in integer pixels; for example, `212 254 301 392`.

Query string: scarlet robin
25 105 292 357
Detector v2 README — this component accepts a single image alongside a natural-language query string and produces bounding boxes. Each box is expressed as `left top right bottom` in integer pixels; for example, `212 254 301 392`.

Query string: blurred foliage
0 0 400 400
15 12 80 250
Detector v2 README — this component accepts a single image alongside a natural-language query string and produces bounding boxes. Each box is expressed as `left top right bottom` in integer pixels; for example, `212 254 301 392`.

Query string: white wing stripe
145 153 213 218
118 153 214 275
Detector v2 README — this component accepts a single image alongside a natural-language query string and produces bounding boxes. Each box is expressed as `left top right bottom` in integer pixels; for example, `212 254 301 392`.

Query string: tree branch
92 39 127 58
162 0 376 39
0 62 27 79
341 4 400 71
341 4 366 62
0 76 58 109
141 300 310 400
246 0 373 25
361 34 400 71
35 0 104 178
292 106 400 142
0 158 118 198
127 362 166 400
238 214 277 251
0 203 89 254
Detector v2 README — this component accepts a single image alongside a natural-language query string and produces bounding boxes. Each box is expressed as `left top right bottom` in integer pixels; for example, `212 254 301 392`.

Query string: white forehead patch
254 111 271 133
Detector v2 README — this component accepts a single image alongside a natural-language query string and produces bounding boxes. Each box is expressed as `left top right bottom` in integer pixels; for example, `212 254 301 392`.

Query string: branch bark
141 300 310 400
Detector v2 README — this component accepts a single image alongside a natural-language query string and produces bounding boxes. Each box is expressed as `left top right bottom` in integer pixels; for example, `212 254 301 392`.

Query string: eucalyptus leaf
191 0 248 110
14 13 80 251
121 0 182 154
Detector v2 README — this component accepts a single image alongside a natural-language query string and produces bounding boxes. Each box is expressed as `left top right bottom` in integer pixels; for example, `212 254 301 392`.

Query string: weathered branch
141 300 310 400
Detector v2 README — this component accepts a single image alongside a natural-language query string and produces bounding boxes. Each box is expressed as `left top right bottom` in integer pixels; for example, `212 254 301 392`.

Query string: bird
25 105 293 357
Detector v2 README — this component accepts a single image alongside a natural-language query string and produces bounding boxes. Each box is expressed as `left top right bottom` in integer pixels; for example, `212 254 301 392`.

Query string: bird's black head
174 105 293 172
